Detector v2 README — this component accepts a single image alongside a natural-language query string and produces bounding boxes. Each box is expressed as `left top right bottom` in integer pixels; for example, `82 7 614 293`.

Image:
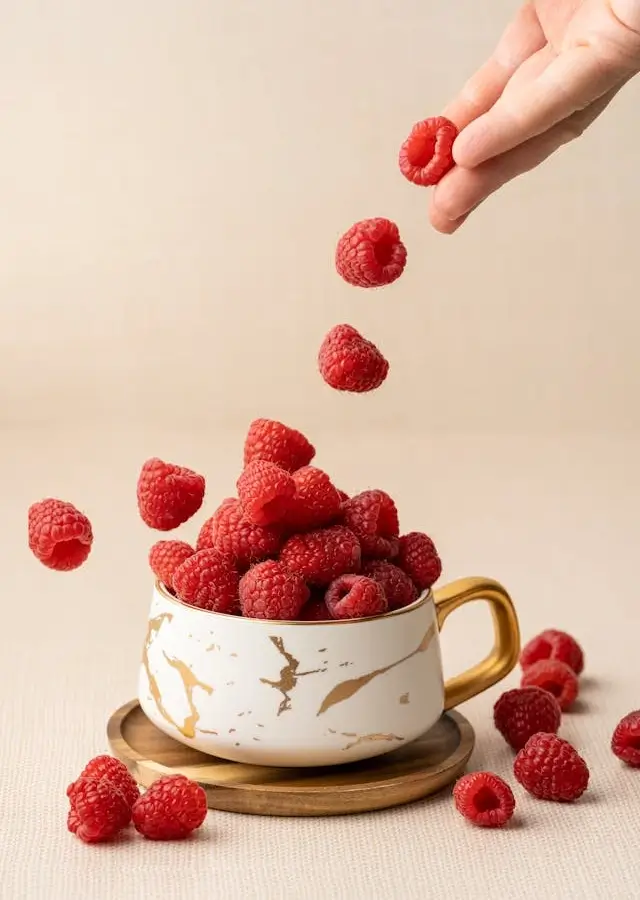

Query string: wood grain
107 701 474 817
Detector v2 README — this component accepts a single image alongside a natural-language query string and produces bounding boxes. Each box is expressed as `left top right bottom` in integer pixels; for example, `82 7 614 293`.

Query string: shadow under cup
138 576 520 768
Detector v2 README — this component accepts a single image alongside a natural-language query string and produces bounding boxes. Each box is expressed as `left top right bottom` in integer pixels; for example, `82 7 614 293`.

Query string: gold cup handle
433 576 520 711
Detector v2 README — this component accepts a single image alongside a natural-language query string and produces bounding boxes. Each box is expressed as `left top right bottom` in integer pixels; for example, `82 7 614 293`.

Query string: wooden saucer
107 701 474 817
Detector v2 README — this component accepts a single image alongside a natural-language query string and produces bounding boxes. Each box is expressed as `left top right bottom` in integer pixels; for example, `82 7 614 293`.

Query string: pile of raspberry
453 627 640 829
66 754 207 843
139 417 442 621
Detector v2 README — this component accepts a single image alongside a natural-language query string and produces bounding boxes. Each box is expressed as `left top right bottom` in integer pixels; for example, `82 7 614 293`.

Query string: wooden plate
107 700 474 817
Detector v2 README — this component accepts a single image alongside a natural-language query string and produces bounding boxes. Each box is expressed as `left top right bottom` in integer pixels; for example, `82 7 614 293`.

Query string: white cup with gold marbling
138 576 520 767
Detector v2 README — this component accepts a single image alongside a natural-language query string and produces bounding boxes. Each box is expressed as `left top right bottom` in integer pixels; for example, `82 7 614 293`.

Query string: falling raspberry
520 629 584 675
452 772 515 828
611 710 640 767
325 574 387 620
28 498 93 572
493 687 562 750
137 458 205 531
243 418 315 473
514 733 589 801
520 658 579 712
399 116 458 186
318 324 389 393
132 775 207 841
237 460 296 526
335 218 407 288
239 560 309 620
149 541 195 591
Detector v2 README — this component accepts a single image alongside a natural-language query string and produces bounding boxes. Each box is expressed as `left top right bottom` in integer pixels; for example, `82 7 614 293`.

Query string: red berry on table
399 116 458 186
28 498 93 572
342 490 399 559
285 466 343 532
237 459 295 526
514 733 589 801
132 775 207 841
611 710 640 767
396 532 442 591
325 574 388 620
452 772 515 828
335 217 407 288
520 659 579 712
280 525 361 586
243 418 315 473
149 540 195 590
76 755 140 810
493 687 562 750
66 776 131 843
239 560 309 620
202 498 282 569
362 561 419 610
520 629 584 675
173 549 240 613
137 458 205 531
318 324 389 393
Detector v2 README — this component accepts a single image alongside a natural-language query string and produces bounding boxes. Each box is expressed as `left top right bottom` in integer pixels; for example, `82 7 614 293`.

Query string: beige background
2 1 640 899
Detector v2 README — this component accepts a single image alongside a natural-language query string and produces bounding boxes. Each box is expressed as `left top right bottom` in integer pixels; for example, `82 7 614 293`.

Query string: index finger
443 2 545 129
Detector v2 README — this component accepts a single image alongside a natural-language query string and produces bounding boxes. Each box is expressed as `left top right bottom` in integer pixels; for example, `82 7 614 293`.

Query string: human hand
429 0 640 234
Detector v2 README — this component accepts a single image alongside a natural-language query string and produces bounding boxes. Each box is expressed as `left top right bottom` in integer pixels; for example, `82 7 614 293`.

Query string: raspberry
280 525 361 586
237 460 295 526
335 218 407 288
337 489 349 503
299 595 332 621
520 629 584 675
325 574 387 620
452 772 515 828
514 733 589 801
399 116 458 186
243 418 315 473
318 324 389 393
285 466 342 531
173 549 240 613
361 560 418 610
239 560 309 620
67 776 131 843
520 659 578 712
396 532 442 590
196 498 238 552
77 755 140 810
149 540 195 590
204 498 282 569
611 710 640 767
28 498 93 571
132 775 207 841
342 490 399 558
137 458 205 531
493 687 562 751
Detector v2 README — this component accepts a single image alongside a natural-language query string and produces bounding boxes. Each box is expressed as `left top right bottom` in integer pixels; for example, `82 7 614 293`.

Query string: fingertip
428 196 468 235
452 123 488 168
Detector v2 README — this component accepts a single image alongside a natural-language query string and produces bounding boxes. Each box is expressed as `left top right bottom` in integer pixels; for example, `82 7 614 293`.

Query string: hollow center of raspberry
257 496 289 524
406 135 436 167
538 679 562 698
372 236 397 269
626 735 640 750
50 539 88 569
473 786 500 813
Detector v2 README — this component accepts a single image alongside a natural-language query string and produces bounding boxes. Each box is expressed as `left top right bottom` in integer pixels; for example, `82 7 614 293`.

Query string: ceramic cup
138 576 519 767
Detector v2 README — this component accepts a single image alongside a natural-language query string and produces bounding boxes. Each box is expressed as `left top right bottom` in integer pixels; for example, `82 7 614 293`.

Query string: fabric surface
3 426 640 900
